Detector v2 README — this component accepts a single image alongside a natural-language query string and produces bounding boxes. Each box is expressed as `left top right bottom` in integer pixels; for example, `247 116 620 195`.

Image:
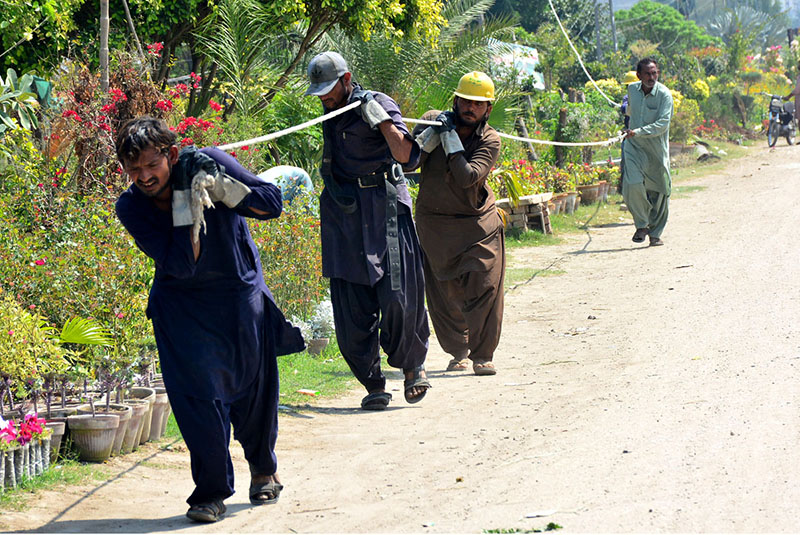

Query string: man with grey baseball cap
305 51 431 411
305 51 348 96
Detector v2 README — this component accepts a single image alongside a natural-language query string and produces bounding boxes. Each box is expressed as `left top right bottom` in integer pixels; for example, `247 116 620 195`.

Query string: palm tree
316 0 523 130
193 0 285 115
707 4 787 51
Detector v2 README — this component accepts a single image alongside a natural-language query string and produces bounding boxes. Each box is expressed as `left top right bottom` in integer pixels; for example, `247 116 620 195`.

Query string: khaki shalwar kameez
622 81 674 239
412 111 504 362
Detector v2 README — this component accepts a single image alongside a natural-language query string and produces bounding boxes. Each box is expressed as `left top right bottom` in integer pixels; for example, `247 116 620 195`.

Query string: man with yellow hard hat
411 71 504 376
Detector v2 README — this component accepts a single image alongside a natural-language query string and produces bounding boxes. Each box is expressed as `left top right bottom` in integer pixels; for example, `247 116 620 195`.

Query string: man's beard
454 106 485 127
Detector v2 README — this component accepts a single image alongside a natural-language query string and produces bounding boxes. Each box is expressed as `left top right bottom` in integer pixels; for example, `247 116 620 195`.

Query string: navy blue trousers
168 349 280 506
330 214 430 394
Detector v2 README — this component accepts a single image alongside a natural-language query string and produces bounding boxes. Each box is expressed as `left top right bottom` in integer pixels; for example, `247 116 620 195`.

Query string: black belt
348 164 404 291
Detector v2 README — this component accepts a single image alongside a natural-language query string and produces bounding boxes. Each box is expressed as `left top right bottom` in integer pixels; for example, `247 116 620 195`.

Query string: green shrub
670 97 702 143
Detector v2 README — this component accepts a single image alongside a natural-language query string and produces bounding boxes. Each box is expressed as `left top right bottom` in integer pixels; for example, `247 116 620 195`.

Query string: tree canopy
615 0 718 58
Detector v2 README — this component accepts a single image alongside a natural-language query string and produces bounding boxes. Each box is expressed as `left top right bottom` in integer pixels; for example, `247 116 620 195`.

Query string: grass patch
672 185 707 198
672 139 752 181
278 341 357 406
0 456 109 511
550 194 630 234
505 266 565 288
162 412 181 440
505 227 562 250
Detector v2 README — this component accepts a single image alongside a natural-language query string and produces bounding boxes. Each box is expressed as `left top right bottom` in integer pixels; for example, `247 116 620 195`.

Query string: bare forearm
379 122 413 164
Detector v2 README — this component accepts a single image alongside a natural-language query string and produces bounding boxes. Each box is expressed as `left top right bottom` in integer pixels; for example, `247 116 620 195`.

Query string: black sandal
361 391 392 410
403 365 431 404
186 499 226 522
249 479 283 505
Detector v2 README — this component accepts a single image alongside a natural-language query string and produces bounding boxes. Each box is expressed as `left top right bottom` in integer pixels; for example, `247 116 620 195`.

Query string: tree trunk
120 0 146 63
257 14 332 109
515 116 538 161
555 107 568 168
100 0 109 92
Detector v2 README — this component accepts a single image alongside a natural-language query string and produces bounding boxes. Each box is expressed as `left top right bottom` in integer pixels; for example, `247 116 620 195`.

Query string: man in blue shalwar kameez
114 117 304 523
305 51 431 410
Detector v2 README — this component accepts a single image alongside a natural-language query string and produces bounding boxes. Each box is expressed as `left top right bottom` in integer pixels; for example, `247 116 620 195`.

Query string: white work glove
172 189 193 227
415 126 441 153
440 129 464 155
204 170 252 208
353 89 391 129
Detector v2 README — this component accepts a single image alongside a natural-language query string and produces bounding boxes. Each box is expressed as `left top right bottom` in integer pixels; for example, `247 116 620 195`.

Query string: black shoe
632 228 649 243
649 236 664 246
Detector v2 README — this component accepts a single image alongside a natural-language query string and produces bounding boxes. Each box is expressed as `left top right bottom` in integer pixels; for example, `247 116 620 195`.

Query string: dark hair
636 58 659 74
115 116 177 163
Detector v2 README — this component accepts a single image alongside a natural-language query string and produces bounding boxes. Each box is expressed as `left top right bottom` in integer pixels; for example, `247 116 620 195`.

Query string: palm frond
194 0 281 113
59 317 113 347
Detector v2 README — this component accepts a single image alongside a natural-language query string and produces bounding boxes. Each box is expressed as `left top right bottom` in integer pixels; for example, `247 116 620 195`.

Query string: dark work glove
171 147 221 226
352 88 391 129
434 111 456 133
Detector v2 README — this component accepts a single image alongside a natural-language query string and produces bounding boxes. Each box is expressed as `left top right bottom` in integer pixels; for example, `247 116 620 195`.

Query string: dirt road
3 143 799 533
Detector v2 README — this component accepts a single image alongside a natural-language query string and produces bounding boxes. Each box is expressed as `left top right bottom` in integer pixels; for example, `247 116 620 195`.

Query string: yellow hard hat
623 71 638 85
454 71 495 101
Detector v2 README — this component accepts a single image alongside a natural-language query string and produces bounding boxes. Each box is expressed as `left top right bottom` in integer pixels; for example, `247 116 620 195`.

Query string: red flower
156 100 174 112
241 145 249 151
101 103 117 114
147 42 164 57
109 88 127 103
34 258 46 266
0 421 17 445
62 109 82 122
208 99 222 112
180 137 194 147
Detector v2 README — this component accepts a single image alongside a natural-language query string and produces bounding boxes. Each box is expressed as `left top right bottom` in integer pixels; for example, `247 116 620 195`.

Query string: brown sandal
473 360 497 376
446 358 470 371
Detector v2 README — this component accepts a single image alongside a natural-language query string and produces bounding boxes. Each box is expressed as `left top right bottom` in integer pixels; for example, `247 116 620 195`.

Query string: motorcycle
765 94 795 147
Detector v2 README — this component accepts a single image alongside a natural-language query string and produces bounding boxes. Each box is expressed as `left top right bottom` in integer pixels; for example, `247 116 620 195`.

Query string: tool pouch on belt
385 163 405 291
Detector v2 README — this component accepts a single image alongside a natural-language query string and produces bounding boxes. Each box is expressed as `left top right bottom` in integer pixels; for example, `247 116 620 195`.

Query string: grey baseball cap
305 52 349 96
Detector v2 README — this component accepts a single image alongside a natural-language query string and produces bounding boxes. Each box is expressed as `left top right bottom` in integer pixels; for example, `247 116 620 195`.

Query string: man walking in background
411 71 504 376
622 58 674 247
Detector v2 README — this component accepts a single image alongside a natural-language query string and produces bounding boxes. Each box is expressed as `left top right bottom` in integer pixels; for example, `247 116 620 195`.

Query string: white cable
403 117 624 147
547 0 620 108
217 101 361 151
216 102 622 152
499 131 623 146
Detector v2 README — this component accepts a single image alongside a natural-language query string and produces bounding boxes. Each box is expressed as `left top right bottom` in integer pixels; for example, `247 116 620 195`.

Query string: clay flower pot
307 337 330 355
76 404 132 456
120 400 149 454
128 387 155 445
67 414 120 462
45 421 66 464
149 388 170 441
576 184 601 204
3 444 17 489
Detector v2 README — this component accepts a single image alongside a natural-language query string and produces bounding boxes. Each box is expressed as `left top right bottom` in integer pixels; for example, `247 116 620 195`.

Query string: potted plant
0 417 17 490
302 300 335 355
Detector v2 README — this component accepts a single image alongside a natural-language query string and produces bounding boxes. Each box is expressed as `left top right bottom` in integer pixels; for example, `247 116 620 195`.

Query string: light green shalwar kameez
622 80 673 239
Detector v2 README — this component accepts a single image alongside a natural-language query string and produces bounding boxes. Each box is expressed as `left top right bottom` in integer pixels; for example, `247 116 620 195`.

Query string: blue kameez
116 146 303 505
